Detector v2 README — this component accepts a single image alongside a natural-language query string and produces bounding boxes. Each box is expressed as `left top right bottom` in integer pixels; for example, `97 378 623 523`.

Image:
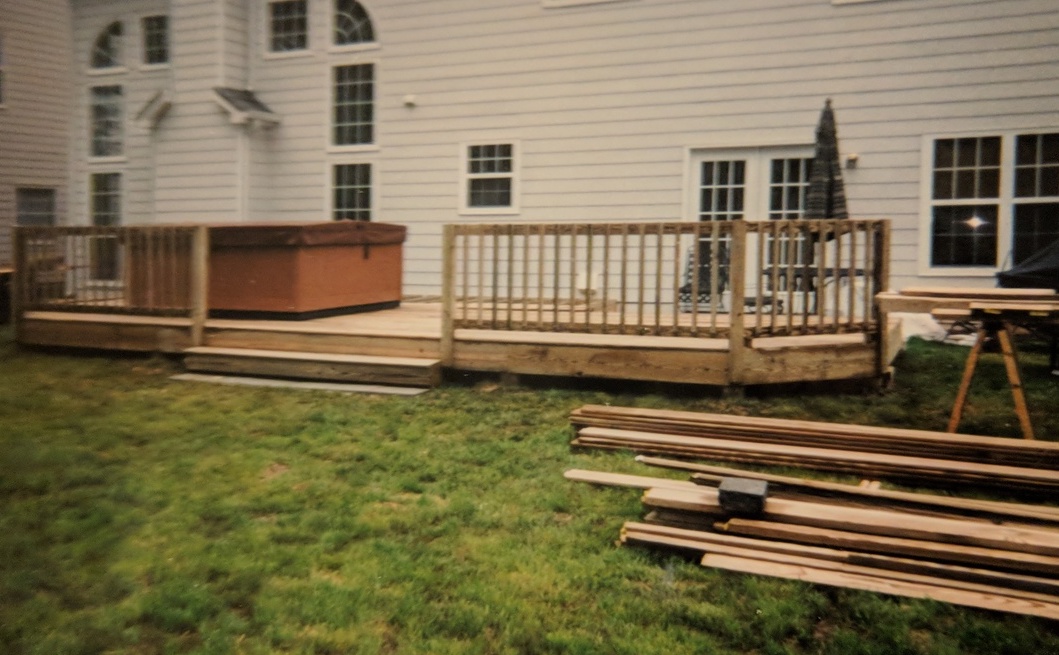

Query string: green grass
1 325 1057 654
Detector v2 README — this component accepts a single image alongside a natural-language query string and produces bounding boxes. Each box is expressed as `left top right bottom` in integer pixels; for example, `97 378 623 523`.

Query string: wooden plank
440 224 456 366
623 522 1059 598
579 427 1059 490
190 225 209 347
643 487 1059 558
629 457 1059 525
563 469 697 491
700 553 1059 621
900 287 1056 300
718 518 1059 577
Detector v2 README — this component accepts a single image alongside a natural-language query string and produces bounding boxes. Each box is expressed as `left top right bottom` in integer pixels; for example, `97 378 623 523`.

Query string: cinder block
718 477 769 516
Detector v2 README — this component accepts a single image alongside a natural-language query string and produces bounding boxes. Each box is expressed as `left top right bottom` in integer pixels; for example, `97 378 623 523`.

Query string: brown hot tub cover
209 221 406 248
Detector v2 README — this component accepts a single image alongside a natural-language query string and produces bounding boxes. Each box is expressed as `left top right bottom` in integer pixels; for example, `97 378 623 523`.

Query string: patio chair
678 241 729 312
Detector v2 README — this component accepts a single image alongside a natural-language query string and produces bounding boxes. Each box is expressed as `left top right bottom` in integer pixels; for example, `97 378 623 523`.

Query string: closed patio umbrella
799 99 849 302
805 98 848 221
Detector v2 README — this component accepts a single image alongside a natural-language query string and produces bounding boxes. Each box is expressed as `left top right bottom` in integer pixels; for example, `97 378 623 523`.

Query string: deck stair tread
183 346 441 387
184 346 439 367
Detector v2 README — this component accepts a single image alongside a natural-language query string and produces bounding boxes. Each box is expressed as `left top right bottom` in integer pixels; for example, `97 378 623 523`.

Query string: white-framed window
332 163 372 221
90 85 123 158
142 15 169 65
460 143 519 214
269 0 308 52
16 188 57 227
332 63 374 146
922 131 1059 272
90 173 122 281
334 0 374 47
91 21 123 69
688 147 813 222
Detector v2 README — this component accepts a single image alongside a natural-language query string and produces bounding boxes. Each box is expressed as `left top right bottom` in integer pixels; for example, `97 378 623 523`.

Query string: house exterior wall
0 0 73 266
66 0 1059 295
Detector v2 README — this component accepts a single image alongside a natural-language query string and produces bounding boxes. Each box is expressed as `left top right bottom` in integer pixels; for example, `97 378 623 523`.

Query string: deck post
727 220 748 389
874 220 892 377
441 224 456 367
11 227 26 342
190 225 209 347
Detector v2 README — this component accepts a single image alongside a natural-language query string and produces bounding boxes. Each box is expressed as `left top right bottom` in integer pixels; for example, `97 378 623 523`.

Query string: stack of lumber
565 466 1059 620
569 405 1059 494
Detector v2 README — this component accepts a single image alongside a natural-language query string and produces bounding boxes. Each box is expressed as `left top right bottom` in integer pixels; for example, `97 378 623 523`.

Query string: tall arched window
92 21 123 68
334 0 374 46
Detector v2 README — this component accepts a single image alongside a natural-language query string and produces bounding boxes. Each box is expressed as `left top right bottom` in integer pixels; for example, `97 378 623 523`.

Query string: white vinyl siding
0 0 71 266
60 0 1059 296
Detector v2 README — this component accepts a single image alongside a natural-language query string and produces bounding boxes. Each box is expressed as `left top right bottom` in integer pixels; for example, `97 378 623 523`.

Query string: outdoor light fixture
845 153 859 169
964 215 988 230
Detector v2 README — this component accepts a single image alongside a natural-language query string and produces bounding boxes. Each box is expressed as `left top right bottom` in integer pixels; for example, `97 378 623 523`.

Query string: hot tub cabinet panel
207 222 406 319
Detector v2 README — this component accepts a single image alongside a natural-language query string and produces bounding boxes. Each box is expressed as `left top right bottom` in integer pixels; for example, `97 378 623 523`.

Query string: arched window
334 0 374 46
92 21 123 68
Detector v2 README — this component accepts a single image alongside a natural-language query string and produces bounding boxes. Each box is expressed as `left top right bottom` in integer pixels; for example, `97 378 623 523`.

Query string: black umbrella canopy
804 99 849 220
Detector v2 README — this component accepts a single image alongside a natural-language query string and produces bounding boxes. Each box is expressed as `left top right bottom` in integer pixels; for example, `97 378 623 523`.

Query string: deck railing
13 225 210 341
442 219 890 340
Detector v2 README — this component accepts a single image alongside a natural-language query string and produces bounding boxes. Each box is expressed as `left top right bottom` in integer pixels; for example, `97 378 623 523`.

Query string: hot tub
208 221 406 319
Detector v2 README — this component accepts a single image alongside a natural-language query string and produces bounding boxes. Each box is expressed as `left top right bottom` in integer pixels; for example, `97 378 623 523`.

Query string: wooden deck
19 300 887 388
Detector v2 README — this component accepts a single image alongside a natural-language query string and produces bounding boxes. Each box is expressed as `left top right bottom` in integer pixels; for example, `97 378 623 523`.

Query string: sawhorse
946 318 1034 440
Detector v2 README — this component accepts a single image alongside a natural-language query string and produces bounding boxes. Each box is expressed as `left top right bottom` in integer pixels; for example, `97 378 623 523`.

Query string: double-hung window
142 15 169 65
462 143 518 213
90 85 123 158
332 63 373 146
333 163 371 221
269 0 308 52
16 189 57 227
925 132 1059 270
90 173 122 281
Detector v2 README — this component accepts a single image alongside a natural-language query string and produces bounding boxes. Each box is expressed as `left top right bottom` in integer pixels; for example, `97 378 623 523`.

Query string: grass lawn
2 325 1058 655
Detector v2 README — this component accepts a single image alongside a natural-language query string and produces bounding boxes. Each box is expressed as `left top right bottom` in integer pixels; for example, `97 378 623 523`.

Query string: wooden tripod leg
997 322 1035 440
947 327 986 433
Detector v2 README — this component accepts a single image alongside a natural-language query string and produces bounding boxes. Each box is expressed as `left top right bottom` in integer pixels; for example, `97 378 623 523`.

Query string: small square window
16 188 57 227
463 143 518 213
270 0 308 52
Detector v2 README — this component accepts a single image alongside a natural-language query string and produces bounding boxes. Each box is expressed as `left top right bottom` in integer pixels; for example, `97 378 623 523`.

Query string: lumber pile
566 466 1059 620
569 405 1059 494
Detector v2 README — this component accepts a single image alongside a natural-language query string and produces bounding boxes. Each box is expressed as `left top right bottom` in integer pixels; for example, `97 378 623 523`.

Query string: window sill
263 49 314 61
88 156 128 165
328 42 380 55
139 63 170 72
458 207 521 216
87 66 129 76
327 144 380 154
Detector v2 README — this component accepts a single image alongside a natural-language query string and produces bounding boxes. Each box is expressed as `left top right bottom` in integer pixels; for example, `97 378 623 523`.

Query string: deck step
183 346 441 388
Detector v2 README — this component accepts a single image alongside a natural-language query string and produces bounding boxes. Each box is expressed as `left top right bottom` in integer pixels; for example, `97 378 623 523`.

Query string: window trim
140 14 170 68
91 20 124 70
265 0 310 55
15 188 58 227
330 0 379 53
459 141 521 216
328 160 378 222
87 171 124 283
683 145 814 223
89 84 125 161
327 59 378 153
918 130 1059 276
